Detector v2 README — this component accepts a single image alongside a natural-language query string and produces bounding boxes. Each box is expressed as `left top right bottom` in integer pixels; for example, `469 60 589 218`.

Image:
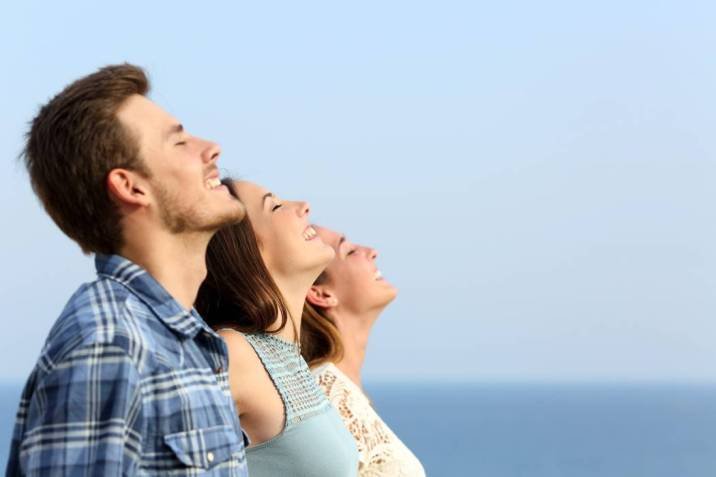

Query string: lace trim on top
314 363 426 477
243 333 329 427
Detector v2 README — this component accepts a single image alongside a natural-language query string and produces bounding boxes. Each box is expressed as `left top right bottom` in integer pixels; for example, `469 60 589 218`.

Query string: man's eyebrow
164 123 184 141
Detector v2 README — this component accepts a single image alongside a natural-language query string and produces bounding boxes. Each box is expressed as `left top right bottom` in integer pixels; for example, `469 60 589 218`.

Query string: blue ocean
2 381 715 476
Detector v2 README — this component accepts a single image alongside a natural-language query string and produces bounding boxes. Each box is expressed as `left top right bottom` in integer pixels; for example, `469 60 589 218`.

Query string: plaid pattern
5 254 248 476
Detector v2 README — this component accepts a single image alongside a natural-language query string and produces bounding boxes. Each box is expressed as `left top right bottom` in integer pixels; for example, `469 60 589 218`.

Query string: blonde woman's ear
307 285 338 308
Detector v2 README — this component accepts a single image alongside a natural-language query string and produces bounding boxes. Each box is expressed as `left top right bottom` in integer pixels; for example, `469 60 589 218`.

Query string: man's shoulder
39 275 163 373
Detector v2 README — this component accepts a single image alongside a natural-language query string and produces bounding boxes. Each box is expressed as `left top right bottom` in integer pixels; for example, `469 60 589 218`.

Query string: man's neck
120 231 211 310
333 307 382 389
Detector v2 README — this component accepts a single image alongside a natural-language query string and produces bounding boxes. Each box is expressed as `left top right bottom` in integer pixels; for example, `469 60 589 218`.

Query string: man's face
116 94 244 233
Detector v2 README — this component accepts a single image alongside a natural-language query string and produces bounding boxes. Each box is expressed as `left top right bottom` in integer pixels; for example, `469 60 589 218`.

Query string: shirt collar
95 254 213 340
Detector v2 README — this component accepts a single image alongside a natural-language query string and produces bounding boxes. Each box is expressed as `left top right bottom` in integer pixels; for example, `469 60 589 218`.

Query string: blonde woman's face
315 225 397 314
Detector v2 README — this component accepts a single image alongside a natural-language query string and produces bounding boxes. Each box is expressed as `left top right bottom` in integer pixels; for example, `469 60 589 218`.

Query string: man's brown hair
23 63 149 255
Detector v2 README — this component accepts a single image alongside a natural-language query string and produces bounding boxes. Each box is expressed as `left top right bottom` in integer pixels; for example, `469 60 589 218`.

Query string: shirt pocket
163 424 243 469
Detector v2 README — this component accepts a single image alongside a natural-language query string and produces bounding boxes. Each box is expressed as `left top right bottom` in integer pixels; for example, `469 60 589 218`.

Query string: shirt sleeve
15 342 144 476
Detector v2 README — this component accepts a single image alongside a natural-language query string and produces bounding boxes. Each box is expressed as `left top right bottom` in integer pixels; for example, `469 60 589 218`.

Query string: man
6 64 249 476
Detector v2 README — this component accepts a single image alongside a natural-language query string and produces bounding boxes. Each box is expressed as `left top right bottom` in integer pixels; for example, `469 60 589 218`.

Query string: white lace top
313 363 426 477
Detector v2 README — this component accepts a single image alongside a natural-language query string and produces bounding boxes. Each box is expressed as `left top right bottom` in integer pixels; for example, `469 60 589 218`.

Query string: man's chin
211 203 246 230
170 201 246 235
227 201 247 224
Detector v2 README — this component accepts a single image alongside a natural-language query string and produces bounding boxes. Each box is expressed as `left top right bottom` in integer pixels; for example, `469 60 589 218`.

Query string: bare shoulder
218 328 251 352
217 329 267 404
218 329 259 372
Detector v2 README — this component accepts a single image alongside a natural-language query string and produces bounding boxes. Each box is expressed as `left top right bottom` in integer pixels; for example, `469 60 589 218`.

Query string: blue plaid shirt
6 255 248 476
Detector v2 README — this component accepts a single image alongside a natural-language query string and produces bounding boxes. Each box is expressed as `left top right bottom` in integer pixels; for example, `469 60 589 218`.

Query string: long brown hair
23 63 149 255
300 272 345 367
196 179 293 336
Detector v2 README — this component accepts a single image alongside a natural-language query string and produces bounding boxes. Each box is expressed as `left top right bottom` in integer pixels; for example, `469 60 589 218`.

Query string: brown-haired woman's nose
299 201 310 216
370 248 378 260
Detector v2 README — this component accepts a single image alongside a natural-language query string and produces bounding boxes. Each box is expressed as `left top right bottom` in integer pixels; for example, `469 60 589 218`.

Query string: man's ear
306 285 338 309
107 168 150 208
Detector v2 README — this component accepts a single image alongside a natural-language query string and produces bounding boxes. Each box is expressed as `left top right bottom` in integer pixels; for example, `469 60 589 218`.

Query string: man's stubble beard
153 181 245 234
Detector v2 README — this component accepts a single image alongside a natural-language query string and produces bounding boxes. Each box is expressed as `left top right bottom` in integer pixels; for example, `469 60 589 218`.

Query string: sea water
2 381 715 476
366 381 716 476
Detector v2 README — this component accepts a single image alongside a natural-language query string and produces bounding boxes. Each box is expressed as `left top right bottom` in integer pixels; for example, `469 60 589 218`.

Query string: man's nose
202 140 221 164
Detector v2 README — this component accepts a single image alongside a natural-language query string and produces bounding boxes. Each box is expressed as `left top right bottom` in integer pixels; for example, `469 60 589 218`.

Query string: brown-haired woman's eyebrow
261 192 275 208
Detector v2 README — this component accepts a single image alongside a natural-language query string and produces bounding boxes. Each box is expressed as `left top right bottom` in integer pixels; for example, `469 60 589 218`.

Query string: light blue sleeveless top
243 333 359 477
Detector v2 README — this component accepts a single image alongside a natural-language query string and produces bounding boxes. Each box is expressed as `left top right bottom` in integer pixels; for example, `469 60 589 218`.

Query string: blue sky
1 0 715 382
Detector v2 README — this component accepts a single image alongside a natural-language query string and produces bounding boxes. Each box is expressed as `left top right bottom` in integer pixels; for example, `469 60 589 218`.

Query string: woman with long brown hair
196 180 358 477
301 226 426 477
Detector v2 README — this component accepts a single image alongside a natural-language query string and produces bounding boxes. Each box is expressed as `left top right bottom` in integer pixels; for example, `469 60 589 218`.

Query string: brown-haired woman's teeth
303 227 317 240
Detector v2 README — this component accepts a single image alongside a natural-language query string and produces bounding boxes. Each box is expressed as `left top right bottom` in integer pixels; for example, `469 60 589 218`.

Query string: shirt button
215 366 223 374
207 452 215 463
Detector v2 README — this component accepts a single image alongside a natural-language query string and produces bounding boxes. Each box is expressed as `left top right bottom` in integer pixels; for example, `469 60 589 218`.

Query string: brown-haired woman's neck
269 272 322 343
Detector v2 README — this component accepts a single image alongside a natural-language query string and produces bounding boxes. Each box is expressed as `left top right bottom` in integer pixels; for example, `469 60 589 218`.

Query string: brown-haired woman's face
316 225 397 314
234 181 335 280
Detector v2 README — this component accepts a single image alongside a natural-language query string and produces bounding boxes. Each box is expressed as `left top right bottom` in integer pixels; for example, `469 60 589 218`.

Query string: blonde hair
300 273 344 367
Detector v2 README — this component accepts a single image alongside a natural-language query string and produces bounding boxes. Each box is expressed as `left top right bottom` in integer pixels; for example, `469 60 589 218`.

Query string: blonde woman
301 226 425 477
